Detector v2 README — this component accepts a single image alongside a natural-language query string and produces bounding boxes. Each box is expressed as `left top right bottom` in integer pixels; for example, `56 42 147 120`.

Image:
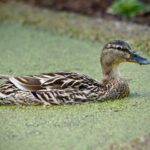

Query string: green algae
0 22 150 150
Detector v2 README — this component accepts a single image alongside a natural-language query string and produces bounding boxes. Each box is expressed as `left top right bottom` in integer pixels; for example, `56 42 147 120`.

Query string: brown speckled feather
0 72 129 105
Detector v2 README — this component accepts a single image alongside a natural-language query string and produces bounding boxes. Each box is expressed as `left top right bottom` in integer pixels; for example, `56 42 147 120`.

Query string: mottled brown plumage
0 40 149 105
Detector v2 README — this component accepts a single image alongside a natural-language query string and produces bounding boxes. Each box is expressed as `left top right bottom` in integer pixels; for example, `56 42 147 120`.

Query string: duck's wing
41 72 100 90
9 76 44 91
1 72 100 91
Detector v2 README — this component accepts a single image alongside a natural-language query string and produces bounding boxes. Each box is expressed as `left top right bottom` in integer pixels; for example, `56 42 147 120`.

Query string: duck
0 40 150 105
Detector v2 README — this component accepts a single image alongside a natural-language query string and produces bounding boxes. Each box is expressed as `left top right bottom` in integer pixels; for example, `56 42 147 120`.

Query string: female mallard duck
0 40 150 105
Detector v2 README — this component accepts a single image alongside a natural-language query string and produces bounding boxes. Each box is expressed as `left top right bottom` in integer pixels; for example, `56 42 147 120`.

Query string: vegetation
111 0 147 17
0 2 150 55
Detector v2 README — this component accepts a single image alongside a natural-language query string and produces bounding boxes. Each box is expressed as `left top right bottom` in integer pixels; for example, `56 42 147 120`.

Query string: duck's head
101 40 150 78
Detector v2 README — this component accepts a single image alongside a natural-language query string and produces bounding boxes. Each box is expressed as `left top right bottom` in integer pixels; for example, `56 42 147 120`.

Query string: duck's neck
101 63 121 80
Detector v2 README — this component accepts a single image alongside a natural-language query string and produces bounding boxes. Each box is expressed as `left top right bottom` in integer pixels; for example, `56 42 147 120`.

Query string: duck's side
0 72 128 105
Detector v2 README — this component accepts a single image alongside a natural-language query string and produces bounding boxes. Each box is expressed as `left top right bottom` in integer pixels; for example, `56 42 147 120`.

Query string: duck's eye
117 47 122 50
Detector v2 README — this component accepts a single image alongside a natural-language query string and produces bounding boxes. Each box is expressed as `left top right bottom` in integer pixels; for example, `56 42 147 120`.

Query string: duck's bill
127 53 150 65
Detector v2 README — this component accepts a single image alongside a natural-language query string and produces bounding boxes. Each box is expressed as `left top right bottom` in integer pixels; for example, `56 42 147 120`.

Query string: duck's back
0 72 101 105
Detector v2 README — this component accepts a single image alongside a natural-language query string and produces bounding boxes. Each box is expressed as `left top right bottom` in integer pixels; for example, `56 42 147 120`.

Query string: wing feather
9 77 44 91
6 72 100 91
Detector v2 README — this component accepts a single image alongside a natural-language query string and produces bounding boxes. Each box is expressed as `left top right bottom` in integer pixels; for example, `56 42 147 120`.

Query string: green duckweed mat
0 22 150 150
